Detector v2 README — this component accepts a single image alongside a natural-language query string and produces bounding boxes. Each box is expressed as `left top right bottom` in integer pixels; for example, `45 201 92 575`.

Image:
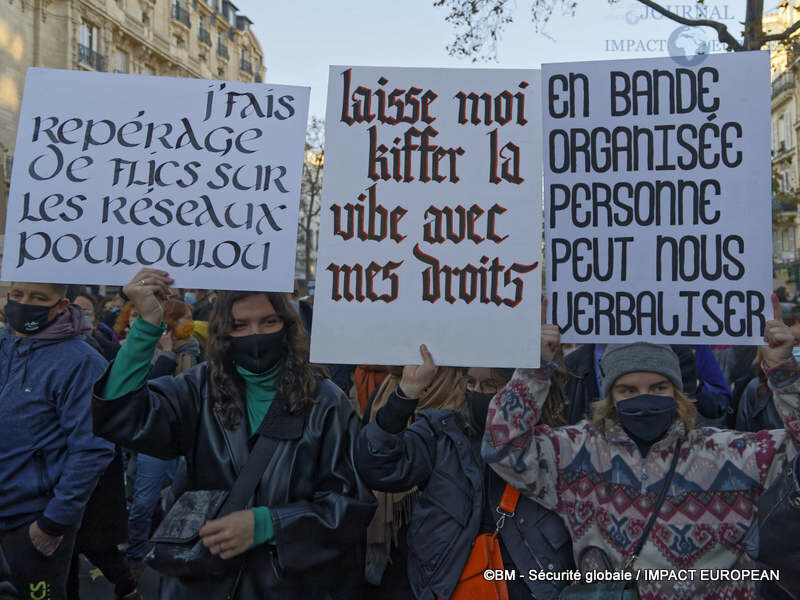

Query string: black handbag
560 439 684 600
743 452 800 599
145 432 279 580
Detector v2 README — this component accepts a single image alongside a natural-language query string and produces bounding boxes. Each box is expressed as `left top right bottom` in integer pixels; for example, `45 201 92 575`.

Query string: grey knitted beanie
599 343 682 398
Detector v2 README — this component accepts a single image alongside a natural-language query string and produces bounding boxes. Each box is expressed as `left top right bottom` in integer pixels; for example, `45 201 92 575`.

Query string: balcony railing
78 44 104 71
198 27 211 45
240 58 252 74
217 43 229 59
171 4 191 27
773 72 795 98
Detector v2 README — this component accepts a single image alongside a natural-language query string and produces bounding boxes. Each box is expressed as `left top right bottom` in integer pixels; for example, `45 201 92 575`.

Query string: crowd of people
0 272 798 600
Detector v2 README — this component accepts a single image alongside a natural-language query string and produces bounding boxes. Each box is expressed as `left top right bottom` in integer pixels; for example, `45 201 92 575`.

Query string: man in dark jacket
0 282 115 600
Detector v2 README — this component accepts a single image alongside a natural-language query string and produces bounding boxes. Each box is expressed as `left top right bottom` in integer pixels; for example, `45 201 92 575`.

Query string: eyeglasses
463 377 502 395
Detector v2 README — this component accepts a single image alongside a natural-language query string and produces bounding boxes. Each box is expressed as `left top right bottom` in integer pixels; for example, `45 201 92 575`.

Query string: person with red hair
113 302 138 342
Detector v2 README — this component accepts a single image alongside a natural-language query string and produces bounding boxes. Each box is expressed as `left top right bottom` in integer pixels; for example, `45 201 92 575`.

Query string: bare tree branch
433 0 790 58
297 116 325 283
635 0 743 51
762 19 800 43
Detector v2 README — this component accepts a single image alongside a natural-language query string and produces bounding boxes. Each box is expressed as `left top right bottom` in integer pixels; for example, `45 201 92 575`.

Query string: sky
235 0 750 120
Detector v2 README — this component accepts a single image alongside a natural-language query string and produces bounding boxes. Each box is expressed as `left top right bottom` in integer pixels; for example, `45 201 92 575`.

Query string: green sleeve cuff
251 506 275 546
101 316 166 399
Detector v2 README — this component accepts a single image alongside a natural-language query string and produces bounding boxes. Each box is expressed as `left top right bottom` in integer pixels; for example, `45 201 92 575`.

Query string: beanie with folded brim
599 342 682 399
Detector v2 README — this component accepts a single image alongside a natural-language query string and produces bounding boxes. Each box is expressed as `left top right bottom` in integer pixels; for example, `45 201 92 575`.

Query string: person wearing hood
483 296 800 600
0 282 115 600
355 355 574 600
91 269 376 599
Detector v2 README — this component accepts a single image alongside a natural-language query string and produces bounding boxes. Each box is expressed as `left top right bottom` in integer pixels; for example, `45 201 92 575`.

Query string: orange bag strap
495 484 520 531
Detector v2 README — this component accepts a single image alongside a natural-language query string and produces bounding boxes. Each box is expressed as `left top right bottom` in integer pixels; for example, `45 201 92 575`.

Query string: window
114 49 129 73
115 0 124 7
80 21 98 51
172 35 185 48
779 115 786 150
217 67 225 79
142 65 154 76
775 229 783 253
786 109 793 149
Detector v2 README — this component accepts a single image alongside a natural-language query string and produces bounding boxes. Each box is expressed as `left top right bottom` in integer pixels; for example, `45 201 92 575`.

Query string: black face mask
615 394 677 442
5 298 61 334
466 389 494 428
229 330 285 374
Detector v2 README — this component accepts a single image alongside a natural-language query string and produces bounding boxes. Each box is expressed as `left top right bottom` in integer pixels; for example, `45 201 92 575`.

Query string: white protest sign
543 52 772 344
311 66 542 367
3 68 309 291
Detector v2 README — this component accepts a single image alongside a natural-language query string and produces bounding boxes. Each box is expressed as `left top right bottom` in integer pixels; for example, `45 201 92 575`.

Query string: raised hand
541 297 560 364
399 344 438 399
763 293 795 368
122 268 173 326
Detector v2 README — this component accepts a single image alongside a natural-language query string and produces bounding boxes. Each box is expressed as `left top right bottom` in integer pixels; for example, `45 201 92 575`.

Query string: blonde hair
590 388 696 435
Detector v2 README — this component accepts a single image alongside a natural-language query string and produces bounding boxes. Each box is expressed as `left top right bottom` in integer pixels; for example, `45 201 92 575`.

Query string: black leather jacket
92 363 376 600
356 407 573 600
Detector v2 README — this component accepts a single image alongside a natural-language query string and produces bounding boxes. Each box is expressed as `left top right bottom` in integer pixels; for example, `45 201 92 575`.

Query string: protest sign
2 68 309 291
311 66 542 367
543 52 772 344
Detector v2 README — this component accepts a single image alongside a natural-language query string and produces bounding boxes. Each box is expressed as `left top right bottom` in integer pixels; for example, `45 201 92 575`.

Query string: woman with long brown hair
91 269 376 600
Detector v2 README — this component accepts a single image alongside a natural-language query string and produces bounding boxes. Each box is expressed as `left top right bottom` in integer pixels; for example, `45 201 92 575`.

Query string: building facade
0 0 266 234
765 7 800 291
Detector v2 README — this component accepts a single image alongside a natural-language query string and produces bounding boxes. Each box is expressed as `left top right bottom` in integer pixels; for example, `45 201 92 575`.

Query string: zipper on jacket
639 454 649 494
640 465 648 493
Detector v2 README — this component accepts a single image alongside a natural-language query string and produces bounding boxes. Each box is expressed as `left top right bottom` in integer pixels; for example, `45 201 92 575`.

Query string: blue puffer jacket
0 327 114 532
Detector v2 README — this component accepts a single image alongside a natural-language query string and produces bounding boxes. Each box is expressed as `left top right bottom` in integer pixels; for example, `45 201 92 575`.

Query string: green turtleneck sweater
102 316 275 546
235 362 281 547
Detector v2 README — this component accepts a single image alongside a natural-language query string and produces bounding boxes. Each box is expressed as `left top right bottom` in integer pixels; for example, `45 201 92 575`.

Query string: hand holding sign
399 344 438 399
762 294 795 368
122 268 173 326
541 298 560 364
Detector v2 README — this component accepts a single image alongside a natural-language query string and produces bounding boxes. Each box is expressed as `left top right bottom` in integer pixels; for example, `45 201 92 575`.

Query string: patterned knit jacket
481 360 800 600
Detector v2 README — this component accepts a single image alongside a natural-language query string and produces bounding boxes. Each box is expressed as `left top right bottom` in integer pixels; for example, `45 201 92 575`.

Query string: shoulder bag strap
218 433 281 516
624 438 684 569
495 484 521 531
